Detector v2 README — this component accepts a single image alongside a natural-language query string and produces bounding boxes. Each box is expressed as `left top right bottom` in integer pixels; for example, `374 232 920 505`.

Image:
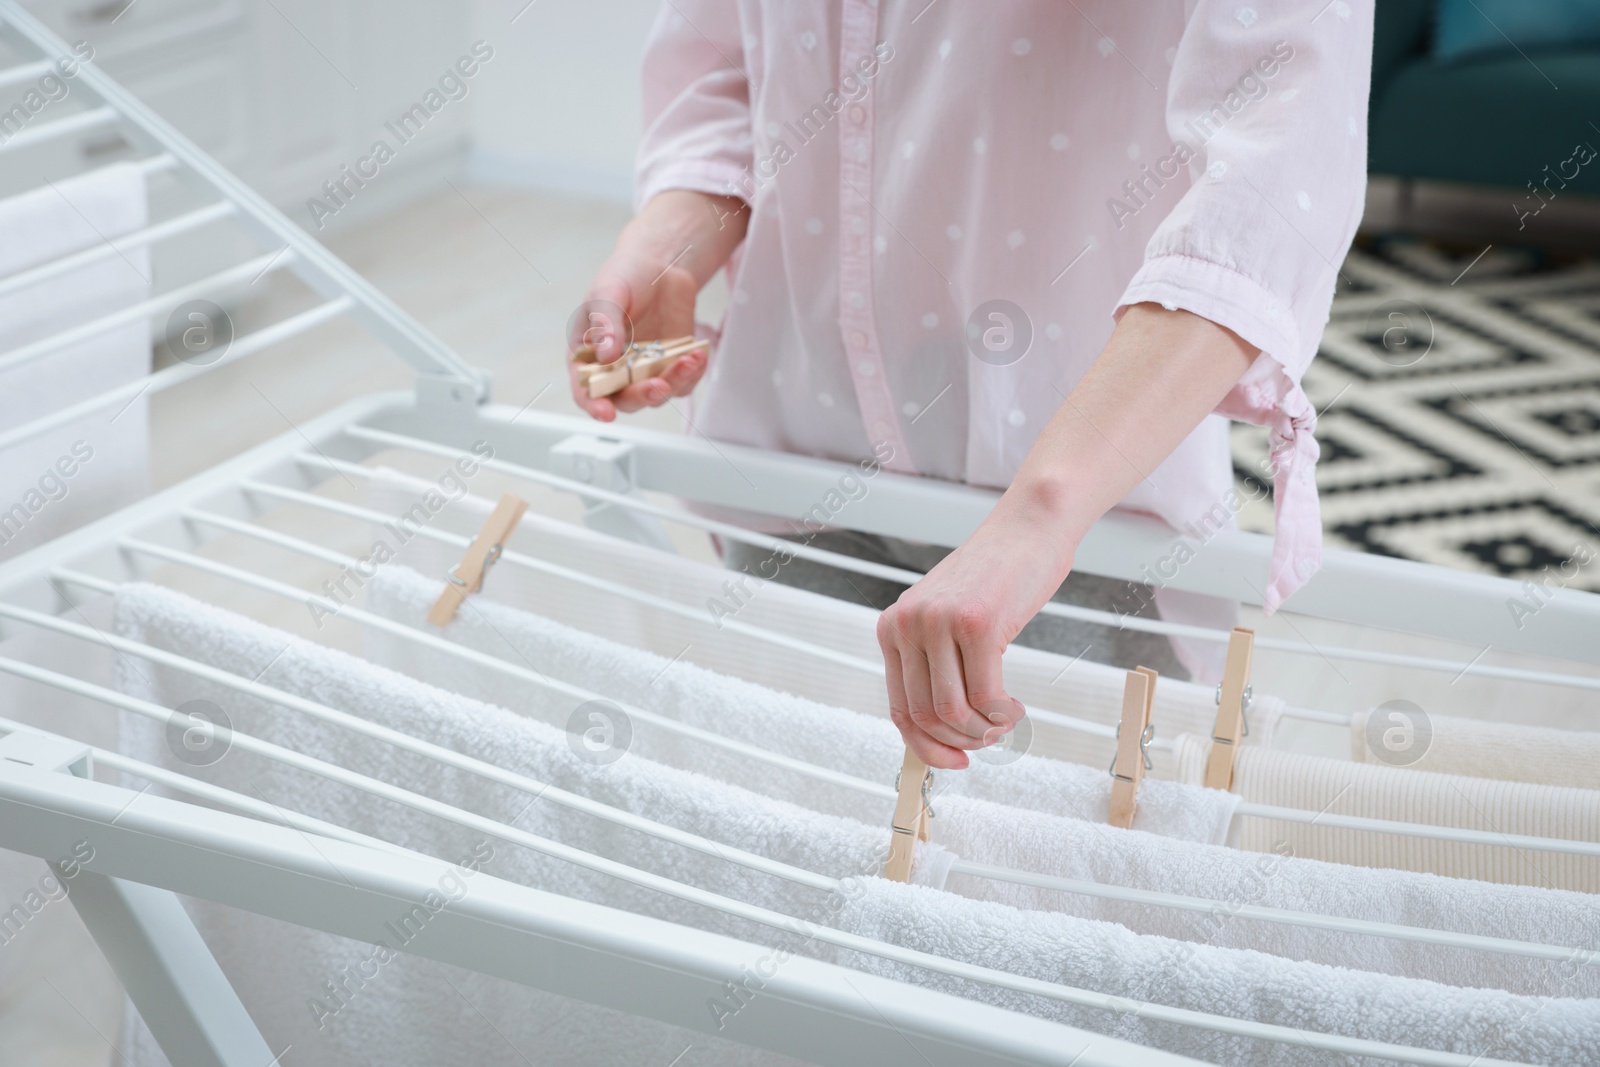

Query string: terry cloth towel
1174 733 1600 893
0 163 150 561
363 467 1285 775
934 792 1600 999
363 563 1240 844
1352 707 1600 790
838 877 1600 1067
112 580 930 1067
113 583 1598 1067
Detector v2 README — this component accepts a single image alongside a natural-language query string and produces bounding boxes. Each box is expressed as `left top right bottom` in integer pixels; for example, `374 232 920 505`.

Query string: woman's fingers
609 378 673 413
880 635 966 769
567 362 618 422
606 349 709 413
925 639 995 741
664 349 707 396
897 644 988 754
955 634 1025 730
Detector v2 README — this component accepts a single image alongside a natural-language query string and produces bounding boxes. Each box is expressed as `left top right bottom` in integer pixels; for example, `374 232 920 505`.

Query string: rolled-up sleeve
1115 2 1373 613
634 0 754 212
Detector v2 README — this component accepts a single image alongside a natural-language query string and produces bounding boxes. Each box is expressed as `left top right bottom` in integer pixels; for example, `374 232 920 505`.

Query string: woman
569 2 1371 770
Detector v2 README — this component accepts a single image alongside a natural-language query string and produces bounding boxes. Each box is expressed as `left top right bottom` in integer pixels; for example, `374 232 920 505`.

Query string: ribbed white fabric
365 468 1284 774
113 582 1600 1067
1352 708 1600 790
1174 733 1600 892
363 564 1240 843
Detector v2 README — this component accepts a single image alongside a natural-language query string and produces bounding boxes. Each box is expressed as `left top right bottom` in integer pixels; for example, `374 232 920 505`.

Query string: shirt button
849 330 868 347
872 420 890 437
858 361 876 376
848 105 866 124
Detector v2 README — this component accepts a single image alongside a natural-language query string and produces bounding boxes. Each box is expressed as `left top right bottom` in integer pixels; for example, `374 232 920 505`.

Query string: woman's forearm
617 189 750 289
876 303 1259 768
1000 303 1259 566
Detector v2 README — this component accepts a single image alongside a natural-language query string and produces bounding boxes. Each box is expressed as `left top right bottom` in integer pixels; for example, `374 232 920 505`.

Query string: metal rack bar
0 249 294 374
344 424 1600 695
0 57 50 88
393 405 1600 666
0 200 235 299
0 104 115 154
226 473 1155 747
0 296 353 453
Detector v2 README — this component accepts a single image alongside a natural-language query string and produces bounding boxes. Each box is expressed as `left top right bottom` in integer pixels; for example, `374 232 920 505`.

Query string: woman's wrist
1001 469 1092 560
976 472 1084 599
625 190 748 287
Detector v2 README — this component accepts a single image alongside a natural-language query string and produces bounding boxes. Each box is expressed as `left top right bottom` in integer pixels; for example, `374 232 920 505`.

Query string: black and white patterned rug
1232 239 1600 592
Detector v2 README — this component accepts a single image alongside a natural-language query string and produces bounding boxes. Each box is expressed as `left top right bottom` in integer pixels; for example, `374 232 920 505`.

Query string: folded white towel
840 877 1600 1067
116 582 1600 1067
364 563 1240 844
365 468 1284 774
1175 733 1600 892
934 792 1600 999
0 163 150 560
1352 707 1600 789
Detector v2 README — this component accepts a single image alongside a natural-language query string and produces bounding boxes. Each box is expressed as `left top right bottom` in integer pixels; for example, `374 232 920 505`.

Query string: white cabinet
4 0 472 248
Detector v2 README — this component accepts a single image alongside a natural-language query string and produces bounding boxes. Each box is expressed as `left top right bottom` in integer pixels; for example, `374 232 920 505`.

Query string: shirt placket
837 0 915 475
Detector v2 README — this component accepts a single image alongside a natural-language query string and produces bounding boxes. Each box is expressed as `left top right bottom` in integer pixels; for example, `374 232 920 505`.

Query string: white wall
465 0 661 203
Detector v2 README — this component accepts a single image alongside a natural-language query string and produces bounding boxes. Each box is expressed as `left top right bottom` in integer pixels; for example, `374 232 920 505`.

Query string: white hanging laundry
1351 707 1600 790
1174 733 1600 892
364 467 1285 773
113 580 920 1067
839 877 1600 1067
934 791 1600 998
0 162 151 561
112 581 1600 1067
362 563 1240 843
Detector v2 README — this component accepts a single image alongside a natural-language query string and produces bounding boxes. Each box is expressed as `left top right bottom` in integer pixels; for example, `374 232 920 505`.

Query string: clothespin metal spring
1213 681 1254 739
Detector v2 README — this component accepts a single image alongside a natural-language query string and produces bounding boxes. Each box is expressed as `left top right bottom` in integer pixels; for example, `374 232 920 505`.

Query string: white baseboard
464 147 634 205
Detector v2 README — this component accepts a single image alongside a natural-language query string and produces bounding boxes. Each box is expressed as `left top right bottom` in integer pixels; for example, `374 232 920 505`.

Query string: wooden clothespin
427 493 528 627
572 335 708 398
1203 627 1256 791
883 748 932 882
1108 666 1157 829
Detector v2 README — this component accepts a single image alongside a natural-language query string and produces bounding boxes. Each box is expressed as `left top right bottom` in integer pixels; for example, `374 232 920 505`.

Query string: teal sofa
1369 1 1600 199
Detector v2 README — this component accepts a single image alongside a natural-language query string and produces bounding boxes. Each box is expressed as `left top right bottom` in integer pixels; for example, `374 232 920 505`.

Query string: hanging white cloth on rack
0 162 150 561
1350 707 1600 790
362 563 1240 843
839 878 1599 1067
1174 734 1600 892
113 580 898 1067
364 468 1285 773
935 792 1600 998
111 581 1600 1067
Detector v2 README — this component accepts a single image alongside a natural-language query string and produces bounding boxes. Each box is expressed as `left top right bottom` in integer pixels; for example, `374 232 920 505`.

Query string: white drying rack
1 4 1598 1066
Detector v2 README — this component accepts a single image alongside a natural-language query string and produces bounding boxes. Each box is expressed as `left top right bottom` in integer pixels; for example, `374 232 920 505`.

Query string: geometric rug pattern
1231 239 1600 592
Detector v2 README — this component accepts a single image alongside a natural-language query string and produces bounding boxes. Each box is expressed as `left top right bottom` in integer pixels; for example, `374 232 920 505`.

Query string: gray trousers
722 529 1188 680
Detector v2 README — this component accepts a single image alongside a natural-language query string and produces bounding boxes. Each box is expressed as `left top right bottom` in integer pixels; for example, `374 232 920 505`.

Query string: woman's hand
570 190 748 422
877 488 1075 769
878 304 1259 769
